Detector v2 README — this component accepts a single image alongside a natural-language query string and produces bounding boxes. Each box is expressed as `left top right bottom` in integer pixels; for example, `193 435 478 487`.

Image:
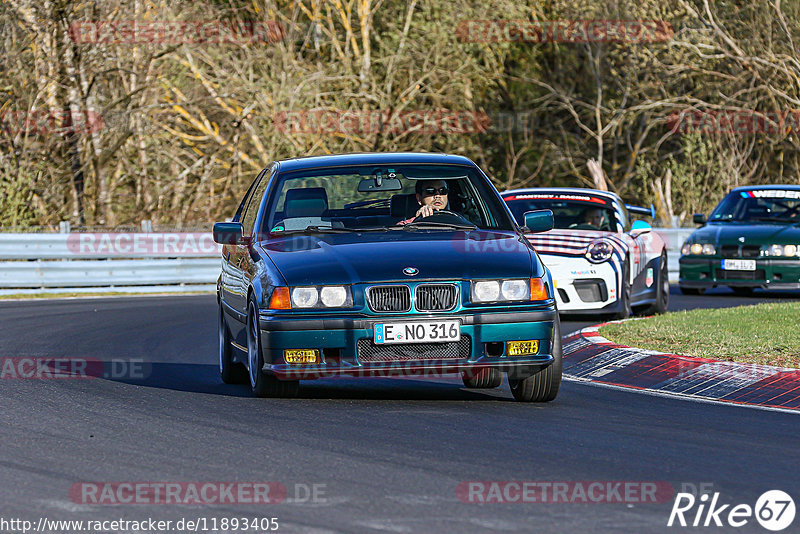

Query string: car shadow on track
109 362 510 401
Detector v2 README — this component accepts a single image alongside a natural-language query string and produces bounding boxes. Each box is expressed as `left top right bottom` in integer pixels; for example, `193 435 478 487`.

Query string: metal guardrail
0 228 694 295
0 232 221 294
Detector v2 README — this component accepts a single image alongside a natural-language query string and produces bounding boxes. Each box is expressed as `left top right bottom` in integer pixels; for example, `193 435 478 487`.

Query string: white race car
502 188 669 317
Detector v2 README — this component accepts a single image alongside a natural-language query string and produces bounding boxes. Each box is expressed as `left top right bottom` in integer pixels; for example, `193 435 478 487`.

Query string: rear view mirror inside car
357 176 402 192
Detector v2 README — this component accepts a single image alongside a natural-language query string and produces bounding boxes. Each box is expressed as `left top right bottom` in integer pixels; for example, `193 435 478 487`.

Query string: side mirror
625 204 656 219
630 220 652 236
213 222 247 245
693 213 707 225
524 209 554 233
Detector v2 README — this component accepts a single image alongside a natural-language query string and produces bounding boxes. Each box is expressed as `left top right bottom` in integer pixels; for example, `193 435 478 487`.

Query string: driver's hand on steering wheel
415 204 440 219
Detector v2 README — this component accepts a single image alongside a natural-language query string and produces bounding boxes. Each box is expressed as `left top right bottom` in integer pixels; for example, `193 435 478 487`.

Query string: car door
226 169 270 318
221 169 264 315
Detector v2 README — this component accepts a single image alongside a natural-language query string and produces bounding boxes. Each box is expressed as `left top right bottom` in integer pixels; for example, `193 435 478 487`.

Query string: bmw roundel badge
403 267 419 276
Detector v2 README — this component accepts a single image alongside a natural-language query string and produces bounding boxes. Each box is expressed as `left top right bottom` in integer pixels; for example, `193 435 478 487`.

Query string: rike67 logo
668 490 795 531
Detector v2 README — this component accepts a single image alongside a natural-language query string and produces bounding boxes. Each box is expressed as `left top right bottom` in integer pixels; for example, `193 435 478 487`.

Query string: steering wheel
412 209 473 225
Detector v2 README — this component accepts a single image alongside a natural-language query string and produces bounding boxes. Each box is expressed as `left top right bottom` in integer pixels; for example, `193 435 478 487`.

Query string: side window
241 171 271 237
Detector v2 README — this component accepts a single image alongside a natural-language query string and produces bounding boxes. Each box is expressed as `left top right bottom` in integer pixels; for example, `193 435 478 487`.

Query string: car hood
690 222 800 245
257 230 535 286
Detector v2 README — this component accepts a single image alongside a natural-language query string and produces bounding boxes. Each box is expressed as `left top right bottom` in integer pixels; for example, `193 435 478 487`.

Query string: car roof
501 187 622 201
730 184 800 192
274 152 476 172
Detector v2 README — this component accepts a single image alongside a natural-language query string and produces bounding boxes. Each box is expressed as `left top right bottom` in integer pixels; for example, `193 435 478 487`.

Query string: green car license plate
721 259 756 271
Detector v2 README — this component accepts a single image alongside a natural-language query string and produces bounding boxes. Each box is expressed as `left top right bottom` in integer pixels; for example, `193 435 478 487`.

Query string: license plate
374 320 461 344
722 259 756 271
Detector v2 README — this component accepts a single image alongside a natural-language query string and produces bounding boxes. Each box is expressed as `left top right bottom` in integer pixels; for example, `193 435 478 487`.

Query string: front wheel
613 261 632 320
642 252 670 315
247 300 299 398
508 315 562 402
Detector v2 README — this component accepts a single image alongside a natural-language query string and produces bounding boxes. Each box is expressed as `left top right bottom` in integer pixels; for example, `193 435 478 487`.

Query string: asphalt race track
1 288 799 533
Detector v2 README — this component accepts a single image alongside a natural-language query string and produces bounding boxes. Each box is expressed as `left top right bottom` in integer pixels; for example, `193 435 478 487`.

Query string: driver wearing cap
397 179 449 225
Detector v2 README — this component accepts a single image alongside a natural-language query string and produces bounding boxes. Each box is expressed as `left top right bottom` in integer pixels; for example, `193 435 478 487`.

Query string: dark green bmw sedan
679 185 800 295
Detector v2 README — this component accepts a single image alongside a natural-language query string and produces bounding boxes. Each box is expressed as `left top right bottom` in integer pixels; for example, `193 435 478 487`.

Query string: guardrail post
59 221 71 234
141 220 153 233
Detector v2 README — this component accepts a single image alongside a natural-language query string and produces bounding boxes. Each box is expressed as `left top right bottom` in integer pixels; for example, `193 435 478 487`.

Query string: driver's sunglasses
423 186 449 196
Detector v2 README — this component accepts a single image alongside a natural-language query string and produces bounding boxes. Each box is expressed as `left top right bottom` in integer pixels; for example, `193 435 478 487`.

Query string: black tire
219 305 248 384
461 368 503 389
508 315 562 402
643 252 670 315
247 299 299 398
679 286 705 296
731 286 754 296
613 261 632 320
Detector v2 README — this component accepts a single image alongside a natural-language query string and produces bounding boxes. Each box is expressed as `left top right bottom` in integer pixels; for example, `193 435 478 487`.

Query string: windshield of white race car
503 193 617 232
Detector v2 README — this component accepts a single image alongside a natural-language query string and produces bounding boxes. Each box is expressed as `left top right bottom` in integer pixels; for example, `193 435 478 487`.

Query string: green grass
599 302 800 368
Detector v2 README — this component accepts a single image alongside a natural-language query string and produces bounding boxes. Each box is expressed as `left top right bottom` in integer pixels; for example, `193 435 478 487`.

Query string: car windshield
262 164 513 233
503 193 616 232
710 190 800 223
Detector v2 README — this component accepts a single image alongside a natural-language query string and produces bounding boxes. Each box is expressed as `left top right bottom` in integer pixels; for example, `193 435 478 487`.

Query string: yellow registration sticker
284 349 319 364
507 340 539 357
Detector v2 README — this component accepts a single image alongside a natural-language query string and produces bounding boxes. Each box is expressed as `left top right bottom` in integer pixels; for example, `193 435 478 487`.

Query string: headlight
320 286 348 307
501 280 529 300
585 240 613 263
473 280 500 302
472 279 541 303
681 242 715 255
291 287 319 308
289 286 352 308
763 244 800 257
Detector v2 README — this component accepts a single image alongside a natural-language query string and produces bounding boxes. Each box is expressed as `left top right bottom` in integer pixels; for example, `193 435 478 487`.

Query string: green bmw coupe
679 185 800 295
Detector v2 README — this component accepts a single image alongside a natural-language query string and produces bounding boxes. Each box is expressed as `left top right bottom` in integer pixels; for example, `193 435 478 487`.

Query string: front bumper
541 255 620 313
257 308 557 380
679 256 800 289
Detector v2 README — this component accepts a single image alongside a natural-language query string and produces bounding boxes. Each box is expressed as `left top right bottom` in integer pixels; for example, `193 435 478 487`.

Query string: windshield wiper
273 225 390 235
399 221 477 231
750 217 795 223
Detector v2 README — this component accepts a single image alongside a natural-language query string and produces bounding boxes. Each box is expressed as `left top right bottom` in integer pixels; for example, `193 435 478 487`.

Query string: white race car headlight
585 240 614 263
472 279 534 303
290 286 352 308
